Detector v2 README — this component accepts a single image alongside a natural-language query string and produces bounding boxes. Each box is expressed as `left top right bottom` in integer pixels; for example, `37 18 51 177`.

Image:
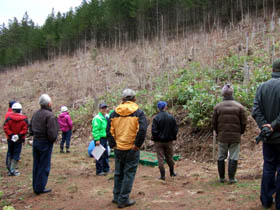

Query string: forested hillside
0 0 279 69
1 2 280 209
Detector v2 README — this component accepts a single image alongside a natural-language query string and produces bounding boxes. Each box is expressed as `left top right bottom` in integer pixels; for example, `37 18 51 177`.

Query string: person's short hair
272 59 280 72
122 89 136 100
39 94 51 106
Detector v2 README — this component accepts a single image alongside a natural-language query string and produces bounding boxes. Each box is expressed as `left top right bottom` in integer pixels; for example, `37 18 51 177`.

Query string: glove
256 127 272 144
11 135 19 142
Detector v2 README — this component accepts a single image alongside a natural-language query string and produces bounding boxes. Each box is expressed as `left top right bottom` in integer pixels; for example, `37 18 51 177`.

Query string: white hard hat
12 102 22 110
61 106 68 112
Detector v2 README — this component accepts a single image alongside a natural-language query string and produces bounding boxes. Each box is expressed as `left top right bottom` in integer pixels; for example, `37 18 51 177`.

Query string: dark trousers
60 130 72 150
32 140 53 193
154 141 174 171
261 143 280 208
6 140 22 170
96 138 110 174
113 149 140 204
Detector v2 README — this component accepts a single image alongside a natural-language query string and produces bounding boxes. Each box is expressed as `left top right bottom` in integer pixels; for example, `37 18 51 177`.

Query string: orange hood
115 101 138 116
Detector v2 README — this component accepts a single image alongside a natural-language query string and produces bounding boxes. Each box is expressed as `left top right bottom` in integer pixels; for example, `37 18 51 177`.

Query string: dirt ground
0 135 269 210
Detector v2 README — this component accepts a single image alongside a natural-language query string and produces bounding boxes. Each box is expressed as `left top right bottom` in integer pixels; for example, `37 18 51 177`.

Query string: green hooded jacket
92 112 107 141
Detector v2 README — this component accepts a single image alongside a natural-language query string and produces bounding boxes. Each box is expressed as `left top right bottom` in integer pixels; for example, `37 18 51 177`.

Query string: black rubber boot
66 148 70 153
159 168 165 180
170 166 177 177
60 146 64 153
217 160 225 183
228 159 238 184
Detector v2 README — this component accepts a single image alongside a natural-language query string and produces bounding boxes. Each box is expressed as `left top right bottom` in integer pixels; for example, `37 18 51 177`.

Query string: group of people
3 59 280 209
3 94 73 195
90 88 178 208
213 58 280 210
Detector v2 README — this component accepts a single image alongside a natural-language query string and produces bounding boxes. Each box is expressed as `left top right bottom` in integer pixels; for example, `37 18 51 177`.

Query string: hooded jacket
58 112 73 132
107 101 147 150
4 112 28 143
252 72 280 144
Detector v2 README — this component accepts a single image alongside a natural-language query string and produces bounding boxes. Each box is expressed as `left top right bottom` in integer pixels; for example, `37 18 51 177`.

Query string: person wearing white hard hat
3 102 28 176
58 106 73 153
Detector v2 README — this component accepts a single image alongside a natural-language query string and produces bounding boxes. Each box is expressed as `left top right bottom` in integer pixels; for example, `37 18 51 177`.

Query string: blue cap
157 101 167 111
9 100 16 108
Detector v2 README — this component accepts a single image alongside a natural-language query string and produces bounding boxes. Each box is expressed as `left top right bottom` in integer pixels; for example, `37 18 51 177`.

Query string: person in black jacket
252 59 280 209
152 101 178 180
30 94 59 195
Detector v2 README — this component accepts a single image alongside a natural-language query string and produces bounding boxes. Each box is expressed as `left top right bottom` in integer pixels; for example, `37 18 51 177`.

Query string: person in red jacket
3 102 28 176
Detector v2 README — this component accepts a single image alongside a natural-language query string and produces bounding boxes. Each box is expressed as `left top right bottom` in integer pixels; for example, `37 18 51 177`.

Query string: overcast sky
0 0 83 26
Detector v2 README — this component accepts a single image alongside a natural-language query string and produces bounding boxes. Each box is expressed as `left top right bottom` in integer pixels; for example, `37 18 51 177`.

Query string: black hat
9 100 16 108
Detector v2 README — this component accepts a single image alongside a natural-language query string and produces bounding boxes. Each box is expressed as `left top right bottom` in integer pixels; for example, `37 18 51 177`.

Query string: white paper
91 144 105 160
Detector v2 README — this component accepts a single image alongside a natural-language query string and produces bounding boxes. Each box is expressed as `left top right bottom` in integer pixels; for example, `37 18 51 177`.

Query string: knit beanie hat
272 59 280 72
221 84 234 97
157 101 167 111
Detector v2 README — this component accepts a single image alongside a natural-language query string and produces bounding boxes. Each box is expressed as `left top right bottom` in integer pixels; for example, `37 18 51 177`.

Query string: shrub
163 56 271 129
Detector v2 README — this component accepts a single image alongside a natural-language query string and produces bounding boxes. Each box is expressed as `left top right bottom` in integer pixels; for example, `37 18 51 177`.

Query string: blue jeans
261 143 280 208
6 140 23 171
96 138 110 174
32 140 53 193
60 130 72 150
113 149 140 204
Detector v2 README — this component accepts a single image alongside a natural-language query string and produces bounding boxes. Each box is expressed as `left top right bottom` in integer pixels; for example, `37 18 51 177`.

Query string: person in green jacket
92 103 110 176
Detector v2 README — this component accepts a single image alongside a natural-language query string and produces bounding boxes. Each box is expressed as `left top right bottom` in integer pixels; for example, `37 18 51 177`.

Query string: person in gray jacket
30 94 59 195
252 59 280 209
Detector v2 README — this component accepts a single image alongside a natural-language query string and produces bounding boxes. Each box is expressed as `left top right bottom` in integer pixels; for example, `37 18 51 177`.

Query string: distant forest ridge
0 0 278 70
